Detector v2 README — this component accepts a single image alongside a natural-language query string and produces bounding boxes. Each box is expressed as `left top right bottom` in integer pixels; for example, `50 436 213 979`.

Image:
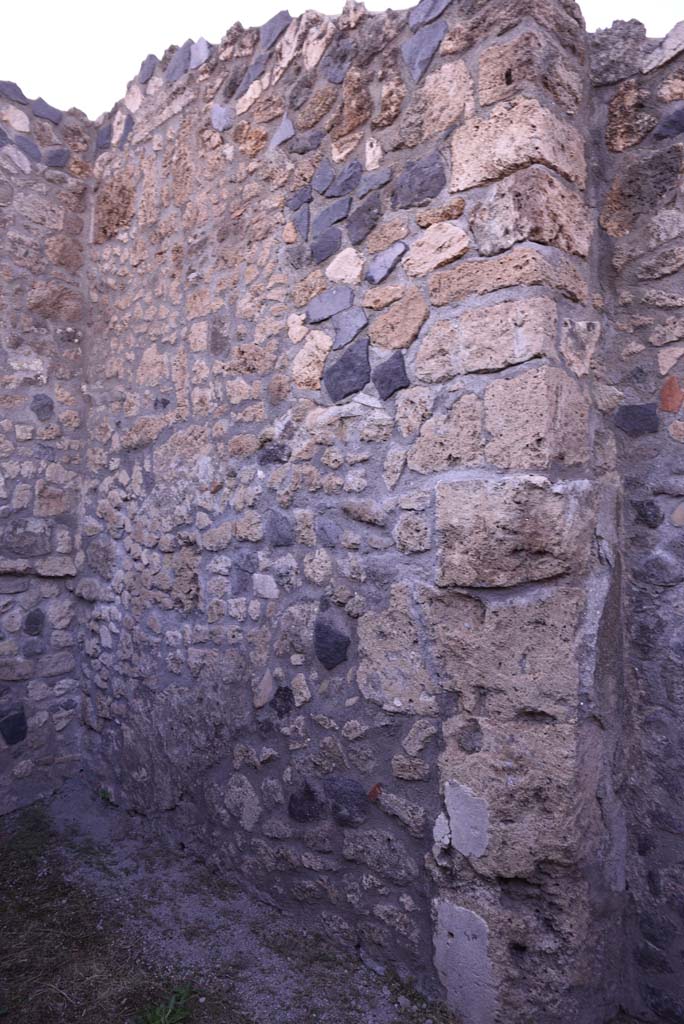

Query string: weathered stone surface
358 584 438 714
372 351 410 400
606 80 657 152
365 242 407 285
307 285 354 323
292 331 333 389
589 19 648 85
347 193 382 245
431 248 587 305
368 287 428 349
479 31 582 112
484 366 589 469
614 403 659 437
407 395 482 473
392 151 445 208
402 20 447 82
470 166 592 257
450 98 586 191
641 20 684 74
403 223 469 275
314 613 351 669
331 306 368 349
433 901 497 1024
323 338 371 401
416 298 556 382
325 247 363 285
435 476 593 587
600 146 683 238
415 61 473 138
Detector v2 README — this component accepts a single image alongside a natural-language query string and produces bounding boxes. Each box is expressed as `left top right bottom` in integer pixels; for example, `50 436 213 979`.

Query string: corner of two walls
590 18 684 1023
4 0 670 1020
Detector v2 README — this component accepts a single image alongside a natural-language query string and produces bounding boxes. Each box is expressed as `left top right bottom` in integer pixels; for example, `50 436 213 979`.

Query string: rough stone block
407 395 483 473
403 223 469 276
450 98 586 192
435 476 594 587
368 286 428 349
416 297 556 383
470 166 592 257
479 31 582 112
484 366 589 469
430 248 587 306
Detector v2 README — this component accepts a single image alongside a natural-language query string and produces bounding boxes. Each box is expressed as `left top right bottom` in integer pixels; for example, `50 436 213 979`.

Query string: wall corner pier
2 2 684 1020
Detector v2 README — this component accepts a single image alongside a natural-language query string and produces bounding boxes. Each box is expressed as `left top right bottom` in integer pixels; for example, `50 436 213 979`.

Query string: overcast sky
1 1 681 120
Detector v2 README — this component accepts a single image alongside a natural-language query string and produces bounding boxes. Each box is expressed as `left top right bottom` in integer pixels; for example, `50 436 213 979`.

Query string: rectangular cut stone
450 97 586 192
484 365 589 469
430 248 588 306
435 476 593 587
470 166 592 257
458 297 557 373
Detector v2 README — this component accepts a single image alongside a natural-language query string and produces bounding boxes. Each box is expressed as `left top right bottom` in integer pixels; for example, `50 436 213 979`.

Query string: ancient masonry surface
1 1 684 1020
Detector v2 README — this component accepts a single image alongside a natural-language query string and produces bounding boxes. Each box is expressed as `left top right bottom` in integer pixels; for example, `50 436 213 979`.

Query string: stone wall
1 3 684 1021
591 19 684 1023
0 85 90 812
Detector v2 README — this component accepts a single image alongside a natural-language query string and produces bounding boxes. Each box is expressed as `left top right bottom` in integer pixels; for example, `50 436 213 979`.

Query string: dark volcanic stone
409 0 451 30
307 285 353 324
324 776 368 827
286 185 312 211
365 241 407 285
267 510 295 547
402 20 447 82
293 204 309 240
118 114 134 148
0 705 27 746
348 193 382 245
324 338 371 402
231 550 258 596
632 499 664 529
0 81 28 104
270 115 294 148
165 40 192 83
0 127 8 148
211 103 234 132
32 98 62 124
312 159 335 194
326 160 363 198
654 108 684 141
30 394 54 422
311 227 342 264
260 10 292 50
45 147 70 168
271 686 295 718
15 136 40 162
288 781 327 822
331 306 368 349
258 442 291 464
320 35 356 85
372 351 410 400
615 403 659 437
358 167 393 200
312 197 352 237
314 615 351 669
139 54 158 84
288 129 326 155
96 122 112 151
23 609 45 636
392 151 446 208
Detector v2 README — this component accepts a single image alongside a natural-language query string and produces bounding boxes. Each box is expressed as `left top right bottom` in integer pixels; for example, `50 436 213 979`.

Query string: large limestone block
407 394 483 472
470 166 592 257
450 98 586 192
416 298 557 382
435 476 594 587
430 248 588 305
418 586 585 718
484 366 589 469
478 31 582 113
357 583 439 715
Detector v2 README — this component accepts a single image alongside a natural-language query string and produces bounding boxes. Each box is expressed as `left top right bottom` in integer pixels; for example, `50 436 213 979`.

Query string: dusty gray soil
0 779 454 1024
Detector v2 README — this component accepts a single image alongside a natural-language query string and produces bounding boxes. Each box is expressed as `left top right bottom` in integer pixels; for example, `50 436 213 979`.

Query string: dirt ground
0 779 454 1024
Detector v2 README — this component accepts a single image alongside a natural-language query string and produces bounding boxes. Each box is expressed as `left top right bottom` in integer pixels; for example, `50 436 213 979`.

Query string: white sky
0 1 681 120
